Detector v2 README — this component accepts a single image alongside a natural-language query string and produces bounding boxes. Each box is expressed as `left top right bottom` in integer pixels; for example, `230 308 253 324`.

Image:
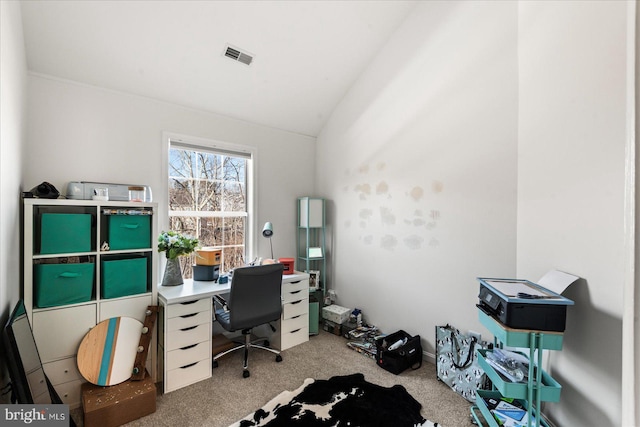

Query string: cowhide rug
229 373 439 427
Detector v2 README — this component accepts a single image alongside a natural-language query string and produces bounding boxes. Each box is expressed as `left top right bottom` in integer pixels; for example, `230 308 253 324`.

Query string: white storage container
322 304 351 324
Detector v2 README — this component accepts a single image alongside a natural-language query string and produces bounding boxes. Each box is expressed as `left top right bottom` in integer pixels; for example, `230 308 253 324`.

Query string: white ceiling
20 1 417 137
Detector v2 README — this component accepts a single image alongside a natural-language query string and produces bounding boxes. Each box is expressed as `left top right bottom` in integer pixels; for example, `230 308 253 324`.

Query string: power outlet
469 330 482 342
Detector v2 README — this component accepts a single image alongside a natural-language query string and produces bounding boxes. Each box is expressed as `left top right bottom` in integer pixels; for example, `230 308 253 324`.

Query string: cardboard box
323 319 342 336
82 372 156 427
195 248 221 266
212 333 237 358
322 304 351 324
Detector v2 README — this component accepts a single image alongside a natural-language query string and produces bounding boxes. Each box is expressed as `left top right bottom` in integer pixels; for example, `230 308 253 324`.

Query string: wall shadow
545 278 621 426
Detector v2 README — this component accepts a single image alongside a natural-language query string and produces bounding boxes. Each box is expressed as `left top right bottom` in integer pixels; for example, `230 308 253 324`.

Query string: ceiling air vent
224 45 254 66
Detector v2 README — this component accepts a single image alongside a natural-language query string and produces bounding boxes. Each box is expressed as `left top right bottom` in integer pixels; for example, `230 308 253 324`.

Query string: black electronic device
27 181 60 199
477 278 574 332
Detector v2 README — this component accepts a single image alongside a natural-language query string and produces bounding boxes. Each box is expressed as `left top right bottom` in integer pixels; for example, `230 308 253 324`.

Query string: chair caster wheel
213 361 219 368
276 354 283 362
243 370 250 378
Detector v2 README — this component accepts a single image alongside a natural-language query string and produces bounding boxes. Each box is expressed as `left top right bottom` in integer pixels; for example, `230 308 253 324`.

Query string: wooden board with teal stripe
77 317 143 386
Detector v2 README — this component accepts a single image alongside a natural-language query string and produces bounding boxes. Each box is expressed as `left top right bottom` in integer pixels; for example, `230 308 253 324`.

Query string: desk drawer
283 286 307 303
54 379 84 406
34 305 96 362
166 359 210 392
167 298 210 318
279 325 309 351
281 314 308 334
43 357 82 385
27 369 49 399
283 297 308 320
166 323 210 351
166 341 210 371
282 278 308 295
167 310 210 331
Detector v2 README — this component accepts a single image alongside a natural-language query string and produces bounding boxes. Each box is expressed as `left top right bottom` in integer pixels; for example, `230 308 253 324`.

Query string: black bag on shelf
375 330 422 375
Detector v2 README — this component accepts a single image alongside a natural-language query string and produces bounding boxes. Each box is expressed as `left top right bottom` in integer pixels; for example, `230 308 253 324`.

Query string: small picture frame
308 247 323 258
307 270 320 289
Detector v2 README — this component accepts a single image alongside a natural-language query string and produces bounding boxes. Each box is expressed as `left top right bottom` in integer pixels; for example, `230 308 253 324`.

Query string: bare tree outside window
168 146 248 277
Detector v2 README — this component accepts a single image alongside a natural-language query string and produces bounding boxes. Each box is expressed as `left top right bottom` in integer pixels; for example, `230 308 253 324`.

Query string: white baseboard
423 350 436 364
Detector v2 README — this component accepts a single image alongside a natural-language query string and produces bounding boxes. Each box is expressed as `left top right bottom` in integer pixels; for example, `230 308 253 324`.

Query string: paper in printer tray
477 278 574 332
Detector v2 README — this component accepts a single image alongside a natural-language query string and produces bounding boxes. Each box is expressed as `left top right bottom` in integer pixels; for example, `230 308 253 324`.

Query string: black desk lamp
262 222 274 260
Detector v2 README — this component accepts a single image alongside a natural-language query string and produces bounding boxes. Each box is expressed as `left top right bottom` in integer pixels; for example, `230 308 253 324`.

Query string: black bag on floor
375 330 422 375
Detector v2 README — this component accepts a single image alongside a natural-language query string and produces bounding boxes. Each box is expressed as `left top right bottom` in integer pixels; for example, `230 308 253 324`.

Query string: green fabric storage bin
34 262 95 308
107 215 151 250
102 257 148 299
40 213 92 254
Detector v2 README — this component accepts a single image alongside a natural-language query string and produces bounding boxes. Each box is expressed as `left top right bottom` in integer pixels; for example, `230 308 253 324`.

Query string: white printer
66 181 153 202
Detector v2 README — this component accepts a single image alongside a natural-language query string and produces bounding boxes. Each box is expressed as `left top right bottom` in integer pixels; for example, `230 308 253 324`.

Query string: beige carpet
72 330 475 426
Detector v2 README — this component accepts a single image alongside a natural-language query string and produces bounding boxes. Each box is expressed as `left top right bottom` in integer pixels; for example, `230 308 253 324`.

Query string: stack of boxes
193 248 221 281
321 304 351 336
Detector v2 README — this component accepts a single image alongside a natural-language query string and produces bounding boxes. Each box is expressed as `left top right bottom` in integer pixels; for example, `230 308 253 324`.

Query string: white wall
25 75 316 265
319 1 630 425
517 2 628 425
0 0 27 400
316 0 518 354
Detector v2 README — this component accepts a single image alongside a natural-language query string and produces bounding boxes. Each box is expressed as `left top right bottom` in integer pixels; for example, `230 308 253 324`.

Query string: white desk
157 272 309 393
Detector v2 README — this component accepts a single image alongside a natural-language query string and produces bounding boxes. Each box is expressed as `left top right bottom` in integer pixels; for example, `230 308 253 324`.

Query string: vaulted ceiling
20 1 417 137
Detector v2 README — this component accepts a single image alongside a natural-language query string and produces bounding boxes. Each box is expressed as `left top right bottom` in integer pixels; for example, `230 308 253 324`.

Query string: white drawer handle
290 300 302 305
290 280 301 284
180 325 199 332
290 328 302 334
180 362 199 369
290 290 302 295
291 315 302 320
180 300 199 305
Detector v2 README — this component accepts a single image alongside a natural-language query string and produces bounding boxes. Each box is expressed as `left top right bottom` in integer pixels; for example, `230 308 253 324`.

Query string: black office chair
213 263 284 378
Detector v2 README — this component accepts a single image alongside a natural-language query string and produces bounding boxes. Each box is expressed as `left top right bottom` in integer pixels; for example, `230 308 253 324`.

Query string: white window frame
161 132 258 269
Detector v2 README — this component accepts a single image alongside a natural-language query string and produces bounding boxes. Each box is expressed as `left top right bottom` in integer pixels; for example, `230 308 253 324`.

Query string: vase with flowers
158 230 199 286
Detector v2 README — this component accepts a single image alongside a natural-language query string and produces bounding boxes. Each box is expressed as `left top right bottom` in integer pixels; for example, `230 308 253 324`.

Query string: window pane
198 152 222 181
169 148 196 179
223 246 245 272
169 142 249 272
223 182 246 212
223 217 245 246
196 179 222 212
223 157 245 182
200 217 222 247
169 178 195 211
178 255 196 280
169 216 198 238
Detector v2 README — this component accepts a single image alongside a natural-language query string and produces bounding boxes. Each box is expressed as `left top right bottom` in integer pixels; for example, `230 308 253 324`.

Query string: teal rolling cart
471 309 565 427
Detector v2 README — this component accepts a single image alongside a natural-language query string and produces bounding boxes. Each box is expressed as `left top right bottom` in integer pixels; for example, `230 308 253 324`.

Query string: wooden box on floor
212 333 236 358
81 372 156 427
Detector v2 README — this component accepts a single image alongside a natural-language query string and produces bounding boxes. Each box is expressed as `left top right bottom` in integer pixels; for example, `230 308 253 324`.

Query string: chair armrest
213 294 228 311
